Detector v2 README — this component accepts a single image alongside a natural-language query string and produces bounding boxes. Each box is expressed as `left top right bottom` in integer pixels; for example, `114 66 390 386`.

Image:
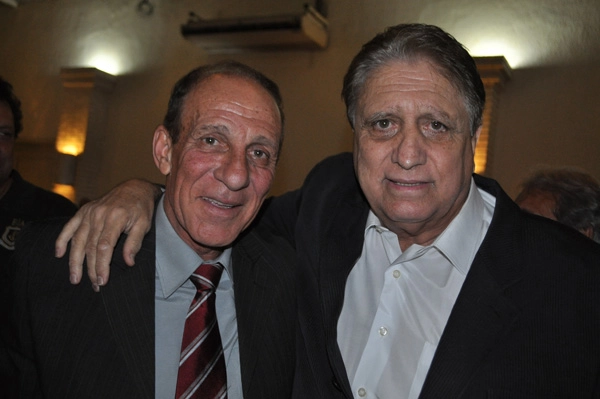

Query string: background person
515 167 600 243
0 77 77 262
0 76 77 399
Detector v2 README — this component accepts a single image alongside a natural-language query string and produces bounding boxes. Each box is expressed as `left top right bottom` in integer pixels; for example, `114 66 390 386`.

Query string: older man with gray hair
57 24 600 399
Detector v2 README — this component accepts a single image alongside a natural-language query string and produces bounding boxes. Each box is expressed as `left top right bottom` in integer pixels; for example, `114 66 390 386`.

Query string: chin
199 230 241 248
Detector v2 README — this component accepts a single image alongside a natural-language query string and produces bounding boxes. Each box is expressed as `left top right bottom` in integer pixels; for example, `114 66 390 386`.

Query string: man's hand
55 179 161 291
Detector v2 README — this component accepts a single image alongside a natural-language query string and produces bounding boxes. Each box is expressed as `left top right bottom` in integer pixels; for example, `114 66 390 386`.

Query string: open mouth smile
203 197 238 209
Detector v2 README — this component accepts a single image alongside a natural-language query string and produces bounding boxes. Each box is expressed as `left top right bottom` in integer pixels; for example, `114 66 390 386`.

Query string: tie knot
190 262 224 292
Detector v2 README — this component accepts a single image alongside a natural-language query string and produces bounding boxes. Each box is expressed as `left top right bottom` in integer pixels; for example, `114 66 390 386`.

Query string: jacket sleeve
255 189 302 249
7 222 50 398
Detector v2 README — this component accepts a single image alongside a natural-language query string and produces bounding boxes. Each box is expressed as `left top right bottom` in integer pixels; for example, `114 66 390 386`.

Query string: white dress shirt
337 179 495 399
155 196 242 399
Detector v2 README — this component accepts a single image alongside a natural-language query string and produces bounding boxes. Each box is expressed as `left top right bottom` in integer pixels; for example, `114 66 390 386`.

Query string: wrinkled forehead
190 74 282 126
358 59 469 116
180 75 284 148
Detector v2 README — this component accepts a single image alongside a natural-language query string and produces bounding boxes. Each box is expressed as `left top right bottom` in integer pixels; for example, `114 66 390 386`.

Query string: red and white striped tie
175 263 227 399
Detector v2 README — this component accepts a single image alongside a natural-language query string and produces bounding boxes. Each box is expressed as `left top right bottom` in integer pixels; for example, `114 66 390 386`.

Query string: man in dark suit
1 76 78 399
9 61 295 399
263 151 600 398
56 24 600 398
259 24 600 398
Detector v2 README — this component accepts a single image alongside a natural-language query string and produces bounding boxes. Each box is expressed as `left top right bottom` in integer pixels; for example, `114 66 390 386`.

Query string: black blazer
262 152 600 399
9 214 296 398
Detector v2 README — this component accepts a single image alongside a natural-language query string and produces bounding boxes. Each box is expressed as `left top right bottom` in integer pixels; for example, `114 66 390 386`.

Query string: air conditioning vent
181 5 328 53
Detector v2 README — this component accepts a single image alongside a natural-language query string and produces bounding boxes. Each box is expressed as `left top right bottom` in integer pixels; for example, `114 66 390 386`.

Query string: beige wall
493 64 600 197
1 0 599 201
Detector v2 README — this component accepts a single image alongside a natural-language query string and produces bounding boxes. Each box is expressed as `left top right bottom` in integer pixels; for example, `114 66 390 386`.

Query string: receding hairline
183 73 283 132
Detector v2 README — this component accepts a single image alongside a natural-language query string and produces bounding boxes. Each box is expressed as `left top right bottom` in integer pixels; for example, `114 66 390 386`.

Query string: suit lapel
101 228 156 398
419 176 525 398
231 231 274 396
319 189 370 397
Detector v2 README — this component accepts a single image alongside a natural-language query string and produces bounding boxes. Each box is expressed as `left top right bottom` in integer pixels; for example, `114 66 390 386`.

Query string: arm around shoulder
54 178 162 289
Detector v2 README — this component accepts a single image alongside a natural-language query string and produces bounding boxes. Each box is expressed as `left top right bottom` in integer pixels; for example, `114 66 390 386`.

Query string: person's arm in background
55 178 161 289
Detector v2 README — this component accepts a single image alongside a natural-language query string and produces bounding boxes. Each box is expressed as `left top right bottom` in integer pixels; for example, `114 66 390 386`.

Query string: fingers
55 212 83 259
91 211 130 288
56 213 89 285
118 178 159 266
56 198 115 289
84 204 133 288
122 222 147 266
83 209 106 291
55 178 159 290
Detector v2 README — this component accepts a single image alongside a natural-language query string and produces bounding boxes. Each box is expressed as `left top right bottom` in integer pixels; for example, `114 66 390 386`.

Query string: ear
153 125 173 176
471 125 483 153
581 226 594 240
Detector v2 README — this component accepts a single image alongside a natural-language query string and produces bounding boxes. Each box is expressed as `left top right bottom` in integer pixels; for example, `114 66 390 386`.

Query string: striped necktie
175 263 227 399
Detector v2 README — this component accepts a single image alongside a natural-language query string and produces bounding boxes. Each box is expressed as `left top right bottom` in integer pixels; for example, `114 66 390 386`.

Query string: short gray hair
342 23 485 136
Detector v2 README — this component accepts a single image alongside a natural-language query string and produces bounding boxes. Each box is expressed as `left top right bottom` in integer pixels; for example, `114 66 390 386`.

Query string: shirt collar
432 179 490 275
155 195 232 298
365 178 492 275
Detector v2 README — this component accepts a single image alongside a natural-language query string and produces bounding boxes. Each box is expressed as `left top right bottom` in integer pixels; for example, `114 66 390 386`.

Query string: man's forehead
187 75 279 116
369 60 457 92
193 74 267 99
180 76 282 143
358 62 467 117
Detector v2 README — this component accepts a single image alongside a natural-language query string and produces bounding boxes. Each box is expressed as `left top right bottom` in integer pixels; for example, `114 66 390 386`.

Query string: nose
391 127 426 170
214 151 250 191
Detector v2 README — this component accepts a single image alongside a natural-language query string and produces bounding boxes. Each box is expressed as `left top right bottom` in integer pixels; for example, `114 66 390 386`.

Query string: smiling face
353 59 481 250
153 74 282 259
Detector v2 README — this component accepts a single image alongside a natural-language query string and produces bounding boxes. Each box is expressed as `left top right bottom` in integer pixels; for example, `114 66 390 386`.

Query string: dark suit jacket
0 170 78 399
9 214 296 398
261 152 600 399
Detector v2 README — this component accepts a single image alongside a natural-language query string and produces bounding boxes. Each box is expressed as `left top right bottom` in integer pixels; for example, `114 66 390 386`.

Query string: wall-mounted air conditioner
181 5 328 53
0 0 18 7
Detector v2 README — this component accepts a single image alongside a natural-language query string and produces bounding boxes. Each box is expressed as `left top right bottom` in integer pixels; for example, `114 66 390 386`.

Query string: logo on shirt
1 218 25 251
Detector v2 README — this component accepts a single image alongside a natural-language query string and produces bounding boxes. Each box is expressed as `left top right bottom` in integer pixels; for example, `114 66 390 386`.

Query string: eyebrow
361 106 454 123
195 124 279 149
252 134 279 149
196 124 229 134
419 111 454 124
421 104 454 121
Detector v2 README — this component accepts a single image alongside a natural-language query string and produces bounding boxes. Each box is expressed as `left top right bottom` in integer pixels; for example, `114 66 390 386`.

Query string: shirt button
393 270 401 278
358 387 367 397
379 326 388 336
